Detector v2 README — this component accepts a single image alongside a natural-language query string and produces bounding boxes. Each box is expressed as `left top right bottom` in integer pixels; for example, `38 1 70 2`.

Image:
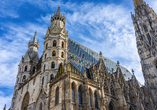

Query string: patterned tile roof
68 38 133 81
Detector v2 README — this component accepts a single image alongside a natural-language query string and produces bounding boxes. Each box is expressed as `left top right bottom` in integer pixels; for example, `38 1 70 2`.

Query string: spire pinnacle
33 31 37 43
56 6 61 16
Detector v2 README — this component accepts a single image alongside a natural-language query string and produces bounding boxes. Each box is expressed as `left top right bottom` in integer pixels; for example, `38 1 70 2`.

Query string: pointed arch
42 77 44 86
89 88 93 107
78 85 83 105
52 51 56 56
25 66 27 71
53 40 57 47
94 91 99 109
32 66 35 74
61 52 64 58
23 75 26 82
51 62 55 69
45 54 47 60
43 65 46 71
71 82 76 102
46 43 48 49
62 41 64 48
21 92 29 110
55 86 59 105
39 102 42 110
109 100 115 110
129 106 135 110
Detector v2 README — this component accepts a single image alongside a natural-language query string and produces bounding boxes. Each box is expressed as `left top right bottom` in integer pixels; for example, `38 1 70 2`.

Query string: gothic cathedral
6 0 157 110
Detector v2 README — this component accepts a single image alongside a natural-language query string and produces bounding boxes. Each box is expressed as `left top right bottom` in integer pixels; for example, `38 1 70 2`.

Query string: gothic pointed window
109 101 115 110
32 66 35 74
25 66 27 71
51 62 55 69
94 92 98 109
53 40 57 47
89 89 92 107
55 87 59 105
23 75 26 82
62 41 64 48
71 83 75 102
43 65 46 71
42 77 44 86
143 25 148 33
143 25 151 45
39 103 42 110
146 33 151 45
46 43 48 49
45 54 47 60
52 51 56 56
21 92 29 110
61 52 64 58
78 85 83 105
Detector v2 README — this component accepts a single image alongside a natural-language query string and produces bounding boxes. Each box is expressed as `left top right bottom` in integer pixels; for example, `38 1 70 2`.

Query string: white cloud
0 91 12 109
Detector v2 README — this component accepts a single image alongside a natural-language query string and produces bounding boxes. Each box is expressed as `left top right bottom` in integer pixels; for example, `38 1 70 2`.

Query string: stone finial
99 51 102 58
117 61 119 66
84 65 87 78
112 68 114 73
33 31 37 43
132 69 134 75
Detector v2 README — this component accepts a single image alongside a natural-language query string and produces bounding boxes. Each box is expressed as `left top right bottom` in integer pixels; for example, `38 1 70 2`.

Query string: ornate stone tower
41 6 68 88
131 0 157 105
10 32 39 110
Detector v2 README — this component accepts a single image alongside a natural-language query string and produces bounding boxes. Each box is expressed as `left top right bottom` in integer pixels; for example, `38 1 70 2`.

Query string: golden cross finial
134 0 140 7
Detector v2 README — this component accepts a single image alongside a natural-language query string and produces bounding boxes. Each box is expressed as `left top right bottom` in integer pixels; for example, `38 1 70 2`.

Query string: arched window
46 43 48 49
50 74 54 81
45 54 47 60
51 62 55 68
71 83 75 102
53 40 57 47
143 25 151 45
62 42 64 48
146 33 151 45
129 106 134 110
78 85 83 105
143 25 148 33
55 87 59 105
109 101 115 110
23 75 26 82
94 92 98 109
89 89 92 107
39 102 42 110
21 92 29 110
32 66 35 74
61 52 64 58
43 65 46 71
42 77 44 86
52 51 56 56
25 66 27 71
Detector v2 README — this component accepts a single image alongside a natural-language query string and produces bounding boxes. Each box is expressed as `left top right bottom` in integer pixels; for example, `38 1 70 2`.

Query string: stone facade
7 1 157 110
131 0 157 107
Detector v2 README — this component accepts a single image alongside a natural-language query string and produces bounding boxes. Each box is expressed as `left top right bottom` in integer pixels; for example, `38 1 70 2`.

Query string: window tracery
52 51 56 56
53 40 57 47
51 62 55 69
78 85 83 105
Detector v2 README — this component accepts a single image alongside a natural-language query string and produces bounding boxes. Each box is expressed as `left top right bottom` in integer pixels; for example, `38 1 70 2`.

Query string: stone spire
56 6 61 16
28 31 39 49
33 31 37 43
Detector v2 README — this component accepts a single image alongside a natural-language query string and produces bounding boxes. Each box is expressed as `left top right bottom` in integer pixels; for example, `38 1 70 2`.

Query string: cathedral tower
41 6 68 89
131 0 157 105
10 32 39 110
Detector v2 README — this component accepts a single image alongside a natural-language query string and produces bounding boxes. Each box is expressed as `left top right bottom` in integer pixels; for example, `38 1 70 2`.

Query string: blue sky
0 0 157 109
